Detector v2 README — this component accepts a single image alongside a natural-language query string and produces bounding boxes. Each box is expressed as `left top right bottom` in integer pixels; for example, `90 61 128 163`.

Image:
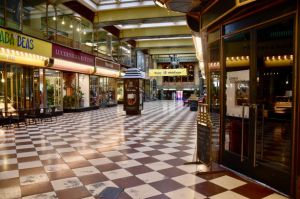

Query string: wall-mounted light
61 17 65 25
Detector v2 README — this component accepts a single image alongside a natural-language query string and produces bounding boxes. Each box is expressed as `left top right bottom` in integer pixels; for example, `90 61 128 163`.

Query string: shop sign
0 27 52 57
149 69 187 77
96 57 120 71
53 59 95 74
53 44 95 66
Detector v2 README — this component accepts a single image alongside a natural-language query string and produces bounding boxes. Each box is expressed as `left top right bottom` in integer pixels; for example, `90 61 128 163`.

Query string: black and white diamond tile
0 101 287 199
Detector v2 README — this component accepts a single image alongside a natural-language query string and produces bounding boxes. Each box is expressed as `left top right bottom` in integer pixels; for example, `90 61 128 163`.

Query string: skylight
116 21 187 29
136 36 192 41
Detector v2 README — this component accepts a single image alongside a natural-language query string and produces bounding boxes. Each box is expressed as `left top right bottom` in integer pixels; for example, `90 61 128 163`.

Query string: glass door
223 32 251 171
222 19 294 194
251 19 293 193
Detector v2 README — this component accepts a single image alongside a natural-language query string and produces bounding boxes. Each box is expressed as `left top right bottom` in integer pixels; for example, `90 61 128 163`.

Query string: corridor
0 101 287 199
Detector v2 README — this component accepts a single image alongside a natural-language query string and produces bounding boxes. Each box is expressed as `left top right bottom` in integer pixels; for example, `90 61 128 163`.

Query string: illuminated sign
0 28 52 57
95 67 120 78
0 48 48 67
52 59 95 74
149 69 187 77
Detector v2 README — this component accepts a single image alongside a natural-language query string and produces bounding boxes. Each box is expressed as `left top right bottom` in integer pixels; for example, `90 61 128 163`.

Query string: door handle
241 103 246 162
253 104 258 167
261 104 265 159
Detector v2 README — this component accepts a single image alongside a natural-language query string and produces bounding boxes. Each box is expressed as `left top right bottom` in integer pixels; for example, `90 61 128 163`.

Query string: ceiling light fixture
154 0 166 8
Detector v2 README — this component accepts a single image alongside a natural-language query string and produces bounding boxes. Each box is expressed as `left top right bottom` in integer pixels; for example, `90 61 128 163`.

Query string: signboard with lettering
0 27 52 57
95 58 120 71
52 44 95 66
197 123 211 165
149 69 187 77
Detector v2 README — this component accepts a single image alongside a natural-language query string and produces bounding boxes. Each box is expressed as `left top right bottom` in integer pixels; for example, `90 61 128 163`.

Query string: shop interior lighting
52 16 56 21
264 55 293 61
83 29 86 35
61 17 65 25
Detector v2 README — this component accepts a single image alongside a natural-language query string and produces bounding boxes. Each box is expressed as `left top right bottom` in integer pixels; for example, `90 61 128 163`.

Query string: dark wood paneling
63 1 95 22
103 26 120 38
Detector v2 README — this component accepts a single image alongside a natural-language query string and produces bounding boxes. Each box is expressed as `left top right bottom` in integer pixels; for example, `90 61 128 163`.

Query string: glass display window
63 72 77 109
78 74 90 108
90 76 99 107
45 70 63 110
117 80 124 103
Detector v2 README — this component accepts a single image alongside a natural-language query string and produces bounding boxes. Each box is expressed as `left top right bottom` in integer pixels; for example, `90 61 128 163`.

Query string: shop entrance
222 19 294 194
0 64 41 112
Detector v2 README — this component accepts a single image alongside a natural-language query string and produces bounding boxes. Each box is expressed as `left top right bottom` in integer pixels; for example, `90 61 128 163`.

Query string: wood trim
201 0 219 15
295 1 300 198
221 12 295 39
223 0 286 26
219 26 225 163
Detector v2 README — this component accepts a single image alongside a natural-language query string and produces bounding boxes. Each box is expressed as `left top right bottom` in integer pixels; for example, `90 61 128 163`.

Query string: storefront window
95 29 108 55
99 77 117 106
0 0 4 26
5 65 38 111
119 42 132 66
63 72 77 109
117 80 123 103
5 0 21 30
208 40 220 113
112 35 119 60
0 64 5 112
108 77 116 104
90 76 99 106
99 77 107 106
45 70 63 110
78 74 89 107
23 3 44 39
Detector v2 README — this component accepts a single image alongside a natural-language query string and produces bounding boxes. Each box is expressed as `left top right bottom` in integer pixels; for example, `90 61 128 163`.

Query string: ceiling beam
136 39 194 49
148 47 196 55
94 6 184 26
120 26 191 40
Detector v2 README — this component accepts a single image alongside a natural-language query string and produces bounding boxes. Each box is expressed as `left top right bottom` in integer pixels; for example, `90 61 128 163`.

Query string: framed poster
235 80 249 105
226 69 249 118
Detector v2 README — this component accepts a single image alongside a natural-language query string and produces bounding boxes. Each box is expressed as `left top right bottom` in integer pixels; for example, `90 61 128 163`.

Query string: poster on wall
226 70 250 118
235 80 249 105
125 79 138 107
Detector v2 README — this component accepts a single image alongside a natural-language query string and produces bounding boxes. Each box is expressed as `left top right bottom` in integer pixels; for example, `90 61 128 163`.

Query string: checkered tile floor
0 101 288 199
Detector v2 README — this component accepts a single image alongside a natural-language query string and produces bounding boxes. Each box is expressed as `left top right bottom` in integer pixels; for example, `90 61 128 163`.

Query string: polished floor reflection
0 101 287 199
